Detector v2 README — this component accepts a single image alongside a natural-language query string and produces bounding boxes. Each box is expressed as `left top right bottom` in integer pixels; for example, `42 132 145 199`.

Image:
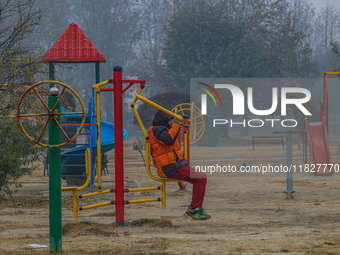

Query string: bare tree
312 3 340 73
0 0 44 197
331 42 340 73
0 0 42 115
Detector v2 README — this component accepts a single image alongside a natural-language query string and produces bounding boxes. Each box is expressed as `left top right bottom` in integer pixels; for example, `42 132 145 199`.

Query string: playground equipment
16 22 110 253
17 66 191 237
15 22 193 253
303 72 340 176
171 102 205 144
60 101 128 190
17 80 87 252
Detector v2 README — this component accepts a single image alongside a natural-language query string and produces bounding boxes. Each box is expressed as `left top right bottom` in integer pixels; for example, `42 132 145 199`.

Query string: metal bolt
50 86 59 96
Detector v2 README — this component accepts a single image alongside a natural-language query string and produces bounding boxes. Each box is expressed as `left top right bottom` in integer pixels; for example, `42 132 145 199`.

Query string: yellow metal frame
61 148 164 216
61 79 192 218
59 78 188 218
61 148 92 218
91 80 112 191
63 80 170 215
325 72 340 75
131 86 190 208
96 87 102 191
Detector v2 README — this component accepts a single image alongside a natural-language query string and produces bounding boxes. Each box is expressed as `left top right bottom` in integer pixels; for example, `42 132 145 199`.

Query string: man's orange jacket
148 110 188 177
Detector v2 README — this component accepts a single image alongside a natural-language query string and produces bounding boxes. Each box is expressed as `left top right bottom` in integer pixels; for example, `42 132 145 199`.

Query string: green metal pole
49 62 54 81
48 62 62 253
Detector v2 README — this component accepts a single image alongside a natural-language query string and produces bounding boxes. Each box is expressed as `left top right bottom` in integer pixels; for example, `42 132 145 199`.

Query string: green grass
130 218 172 228
130 218 156 226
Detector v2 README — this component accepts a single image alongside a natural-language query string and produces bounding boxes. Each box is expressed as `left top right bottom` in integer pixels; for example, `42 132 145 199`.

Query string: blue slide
61 109 128 177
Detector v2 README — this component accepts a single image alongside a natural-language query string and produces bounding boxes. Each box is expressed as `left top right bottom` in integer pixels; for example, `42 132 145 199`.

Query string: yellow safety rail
61 148 92 218
60 147 161 216
96 87 102 191
190 102 196 141
92 80 110 192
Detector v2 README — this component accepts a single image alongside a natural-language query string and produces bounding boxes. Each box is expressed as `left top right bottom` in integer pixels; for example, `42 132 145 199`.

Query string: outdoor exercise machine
86 66 190 226
52 68 193 220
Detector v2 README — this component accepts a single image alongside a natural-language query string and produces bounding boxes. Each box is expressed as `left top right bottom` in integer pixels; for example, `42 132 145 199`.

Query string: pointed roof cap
41 22 106 63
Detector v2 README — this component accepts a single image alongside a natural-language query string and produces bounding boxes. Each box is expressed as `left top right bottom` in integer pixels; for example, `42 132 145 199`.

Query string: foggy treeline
1 0 339 126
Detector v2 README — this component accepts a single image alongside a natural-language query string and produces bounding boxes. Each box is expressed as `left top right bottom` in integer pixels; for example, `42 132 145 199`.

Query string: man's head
152 110 174 128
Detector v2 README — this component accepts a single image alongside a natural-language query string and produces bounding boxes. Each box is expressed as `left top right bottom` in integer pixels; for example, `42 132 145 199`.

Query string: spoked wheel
17 81 86 148
171 102 205 145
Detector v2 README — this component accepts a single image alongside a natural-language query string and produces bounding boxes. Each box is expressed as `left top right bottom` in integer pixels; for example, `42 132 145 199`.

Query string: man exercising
148 110 210 220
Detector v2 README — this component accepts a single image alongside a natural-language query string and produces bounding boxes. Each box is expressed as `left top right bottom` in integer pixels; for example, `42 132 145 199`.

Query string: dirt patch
167 189 190 197
62 221 117 237
88 212 116 217
2 142 340 254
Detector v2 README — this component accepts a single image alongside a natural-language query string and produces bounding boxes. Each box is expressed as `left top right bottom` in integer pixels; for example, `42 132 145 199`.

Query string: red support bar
100 88 114 92
113 66 126 226
122 80 145 84
302 105 307 165
101 80 145 93
123 83 134 93
61 123 97 127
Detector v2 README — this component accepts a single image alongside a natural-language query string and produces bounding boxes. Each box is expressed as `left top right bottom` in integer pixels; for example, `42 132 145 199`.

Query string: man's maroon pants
168 166 207 209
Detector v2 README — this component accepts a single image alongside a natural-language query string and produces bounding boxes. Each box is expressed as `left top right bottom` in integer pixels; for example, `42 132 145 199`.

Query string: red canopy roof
41 22 106 63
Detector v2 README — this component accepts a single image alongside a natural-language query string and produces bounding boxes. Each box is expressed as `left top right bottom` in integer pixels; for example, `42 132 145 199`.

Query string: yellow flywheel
17 81 86 148
171 102 205 144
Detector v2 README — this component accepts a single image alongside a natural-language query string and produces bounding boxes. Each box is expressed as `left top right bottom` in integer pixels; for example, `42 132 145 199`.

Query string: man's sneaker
186 207 209 220
200 208 211 219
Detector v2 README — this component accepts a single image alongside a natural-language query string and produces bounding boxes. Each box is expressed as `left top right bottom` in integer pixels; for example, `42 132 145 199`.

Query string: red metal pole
183 116 190 166
113 66 126 226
